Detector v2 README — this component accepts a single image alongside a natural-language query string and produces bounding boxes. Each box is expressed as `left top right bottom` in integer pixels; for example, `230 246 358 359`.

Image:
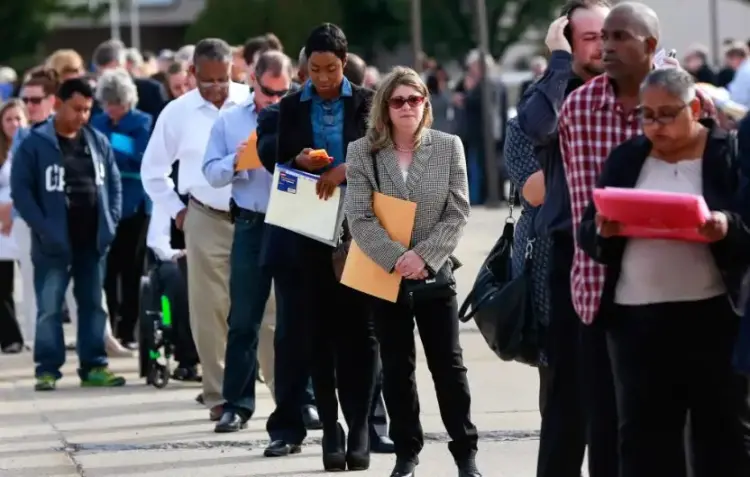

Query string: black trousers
609 296 750 477
155 258 198 367
536 233 618 477
370 359 389 437
105 210 148 342
303 258 377 437
372 294 478 463
0 261 23 348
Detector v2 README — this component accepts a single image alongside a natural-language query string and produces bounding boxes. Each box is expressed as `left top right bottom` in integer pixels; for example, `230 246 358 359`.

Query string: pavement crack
60 430 539 453
30 396 88 476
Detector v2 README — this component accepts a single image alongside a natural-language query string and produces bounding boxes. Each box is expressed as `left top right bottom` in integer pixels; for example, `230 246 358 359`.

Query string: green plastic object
161 295 172 327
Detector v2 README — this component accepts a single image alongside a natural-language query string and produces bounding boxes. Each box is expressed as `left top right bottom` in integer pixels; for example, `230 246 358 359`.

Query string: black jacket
257 83 374 268
578 120 750 314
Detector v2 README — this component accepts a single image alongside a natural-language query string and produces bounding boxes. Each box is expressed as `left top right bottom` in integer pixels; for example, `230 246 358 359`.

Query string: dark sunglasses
21 96 45 105
257 82 289 98
388 95 425 109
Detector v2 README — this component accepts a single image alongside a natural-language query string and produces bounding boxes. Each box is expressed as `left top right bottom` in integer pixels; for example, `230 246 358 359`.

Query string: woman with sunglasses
579 67 750 477
345 67 480 477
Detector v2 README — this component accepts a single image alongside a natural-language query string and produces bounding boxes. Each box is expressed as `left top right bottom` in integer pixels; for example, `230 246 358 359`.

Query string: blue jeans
467 147 485 205
33 248 108 379
223 211 273 414
734 301 750 375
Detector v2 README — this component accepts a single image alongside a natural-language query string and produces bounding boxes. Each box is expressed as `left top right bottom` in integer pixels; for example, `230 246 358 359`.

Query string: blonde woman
345 67 480 477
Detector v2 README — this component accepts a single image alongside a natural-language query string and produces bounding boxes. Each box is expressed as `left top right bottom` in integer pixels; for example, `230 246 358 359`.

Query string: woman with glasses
579 67 750 477
345 67 480 477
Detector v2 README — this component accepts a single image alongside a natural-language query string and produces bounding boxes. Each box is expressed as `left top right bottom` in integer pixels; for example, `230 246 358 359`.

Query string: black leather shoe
390 459 417 477
457 456 482 477
370 430 395 454
322 423 346 471
302 405 323 430
214 410 249 433
263 440 302 457
346 424 370 470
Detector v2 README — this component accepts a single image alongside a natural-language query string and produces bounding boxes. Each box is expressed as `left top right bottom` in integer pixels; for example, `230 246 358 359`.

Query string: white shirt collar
187 81 250 111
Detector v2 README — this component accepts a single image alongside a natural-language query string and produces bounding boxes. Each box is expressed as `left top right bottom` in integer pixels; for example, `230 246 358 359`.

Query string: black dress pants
301 255 378 437
372 294 478 464
0 261 23 348
105 209 148 342
609 296 750 477
156 258 198 367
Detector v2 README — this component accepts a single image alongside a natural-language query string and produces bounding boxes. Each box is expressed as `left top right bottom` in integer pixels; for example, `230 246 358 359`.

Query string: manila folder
341 192 417 302
235 130 262 171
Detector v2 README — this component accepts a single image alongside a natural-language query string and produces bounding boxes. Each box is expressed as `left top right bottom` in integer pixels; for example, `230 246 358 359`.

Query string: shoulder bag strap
370 150 380 192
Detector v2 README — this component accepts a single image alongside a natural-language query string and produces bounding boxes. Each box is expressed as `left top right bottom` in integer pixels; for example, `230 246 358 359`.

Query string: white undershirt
614 156 725 306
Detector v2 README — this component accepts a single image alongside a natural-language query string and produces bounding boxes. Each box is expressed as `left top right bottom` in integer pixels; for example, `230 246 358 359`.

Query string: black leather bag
458 213 540 366
369 151 458 305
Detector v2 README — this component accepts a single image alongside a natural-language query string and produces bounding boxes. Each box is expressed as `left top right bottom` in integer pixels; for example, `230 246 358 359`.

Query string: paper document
265 165 345 246
341 192 417 302
235 131 262 171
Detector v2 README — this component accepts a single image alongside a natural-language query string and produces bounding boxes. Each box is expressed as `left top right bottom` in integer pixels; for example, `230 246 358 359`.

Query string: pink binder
592 187 711 243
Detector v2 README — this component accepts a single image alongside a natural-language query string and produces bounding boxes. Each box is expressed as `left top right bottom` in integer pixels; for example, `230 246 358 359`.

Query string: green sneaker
80 367 126 387
35 374 57 391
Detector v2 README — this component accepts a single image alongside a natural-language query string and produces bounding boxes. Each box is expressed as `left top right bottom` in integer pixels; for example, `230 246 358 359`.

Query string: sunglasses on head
257 82 289 98
21 96 45 105
388 95 425 109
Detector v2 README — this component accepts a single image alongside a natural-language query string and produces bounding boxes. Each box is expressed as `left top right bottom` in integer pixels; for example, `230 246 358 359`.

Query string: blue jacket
90 109 152 218
10 118 122 262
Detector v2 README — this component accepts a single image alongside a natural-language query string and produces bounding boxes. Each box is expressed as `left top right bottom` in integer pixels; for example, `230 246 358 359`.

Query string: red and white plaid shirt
559 74 716 324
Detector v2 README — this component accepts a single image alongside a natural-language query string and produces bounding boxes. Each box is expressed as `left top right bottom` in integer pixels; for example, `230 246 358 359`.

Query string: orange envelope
235 130 262 171
340 192 417 302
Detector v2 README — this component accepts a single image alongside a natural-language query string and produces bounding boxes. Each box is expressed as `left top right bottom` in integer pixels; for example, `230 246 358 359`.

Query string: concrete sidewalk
0 207 553 477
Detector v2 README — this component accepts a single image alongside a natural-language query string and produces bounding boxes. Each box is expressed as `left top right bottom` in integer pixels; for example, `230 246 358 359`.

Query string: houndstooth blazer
344 128 470 273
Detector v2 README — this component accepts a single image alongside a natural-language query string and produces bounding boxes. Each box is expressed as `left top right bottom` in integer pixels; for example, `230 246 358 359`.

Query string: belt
235 207 265 221
189 196 231 221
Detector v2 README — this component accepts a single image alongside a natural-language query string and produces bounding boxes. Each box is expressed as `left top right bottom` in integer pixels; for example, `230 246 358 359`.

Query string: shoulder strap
370 150 380 192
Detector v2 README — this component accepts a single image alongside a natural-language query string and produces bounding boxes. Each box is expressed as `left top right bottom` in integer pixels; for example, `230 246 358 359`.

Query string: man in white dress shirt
141 38 249 419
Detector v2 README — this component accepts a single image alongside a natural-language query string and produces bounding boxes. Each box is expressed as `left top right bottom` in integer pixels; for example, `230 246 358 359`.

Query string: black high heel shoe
346 424 370 470
322 422 346 471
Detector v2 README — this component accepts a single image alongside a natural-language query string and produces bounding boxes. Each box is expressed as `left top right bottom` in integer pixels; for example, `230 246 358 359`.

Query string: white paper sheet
264 165 346 247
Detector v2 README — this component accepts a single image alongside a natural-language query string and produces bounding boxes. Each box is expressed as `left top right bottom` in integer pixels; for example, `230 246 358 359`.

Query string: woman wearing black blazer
579 68 750 477
256 24 378 471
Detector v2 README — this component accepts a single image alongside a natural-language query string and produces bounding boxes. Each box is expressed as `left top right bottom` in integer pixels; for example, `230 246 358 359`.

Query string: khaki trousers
184 201 233 409
258 287 276 397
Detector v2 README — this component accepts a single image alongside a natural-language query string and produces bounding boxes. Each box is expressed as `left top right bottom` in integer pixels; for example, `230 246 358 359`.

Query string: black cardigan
578 120 750 315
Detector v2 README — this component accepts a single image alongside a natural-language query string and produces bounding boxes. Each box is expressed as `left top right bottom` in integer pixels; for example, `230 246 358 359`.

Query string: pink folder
592 187 711 243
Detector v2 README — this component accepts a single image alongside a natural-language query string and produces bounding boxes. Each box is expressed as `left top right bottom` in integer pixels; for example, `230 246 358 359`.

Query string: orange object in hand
310 149 333 162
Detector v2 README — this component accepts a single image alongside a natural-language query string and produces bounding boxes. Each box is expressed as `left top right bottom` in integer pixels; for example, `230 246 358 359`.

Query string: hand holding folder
341 193 417 302
235 131 262 171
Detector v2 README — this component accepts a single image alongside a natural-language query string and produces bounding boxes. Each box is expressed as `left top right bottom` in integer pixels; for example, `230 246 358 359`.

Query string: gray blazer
344 128 470 273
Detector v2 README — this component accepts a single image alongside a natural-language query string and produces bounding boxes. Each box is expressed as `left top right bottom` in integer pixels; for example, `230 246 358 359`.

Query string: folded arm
412 136 471 272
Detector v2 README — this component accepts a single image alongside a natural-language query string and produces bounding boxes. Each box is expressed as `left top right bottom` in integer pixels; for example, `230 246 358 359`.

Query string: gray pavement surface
0 207 567 477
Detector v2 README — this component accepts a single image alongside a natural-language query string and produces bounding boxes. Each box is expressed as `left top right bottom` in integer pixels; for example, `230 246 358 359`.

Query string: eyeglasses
257 81 288 98
388 95 425 109
21 96 45 105
637 103 688 125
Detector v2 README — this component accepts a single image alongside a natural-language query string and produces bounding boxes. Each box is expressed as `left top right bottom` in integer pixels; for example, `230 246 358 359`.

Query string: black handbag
458 202 540 366
370 151 458 305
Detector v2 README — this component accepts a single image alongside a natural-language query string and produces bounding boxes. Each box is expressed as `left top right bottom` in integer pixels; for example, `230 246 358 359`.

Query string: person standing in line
141 39 249 419
202 50 293 433
558 3 717 476
90 69 153 348
256 24 378 468
10 78 124 391
515 2 611 476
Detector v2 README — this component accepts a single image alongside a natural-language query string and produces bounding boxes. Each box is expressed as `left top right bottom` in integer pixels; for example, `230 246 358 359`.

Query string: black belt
189 196 232 221
236 207 265 220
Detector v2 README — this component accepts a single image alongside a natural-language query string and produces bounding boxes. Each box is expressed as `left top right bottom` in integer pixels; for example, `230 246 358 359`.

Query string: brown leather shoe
209 404 223 421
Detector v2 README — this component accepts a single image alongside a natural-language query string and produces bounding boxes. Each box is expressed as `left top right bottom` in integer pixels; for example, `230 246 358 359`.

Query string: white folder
265 165 346 247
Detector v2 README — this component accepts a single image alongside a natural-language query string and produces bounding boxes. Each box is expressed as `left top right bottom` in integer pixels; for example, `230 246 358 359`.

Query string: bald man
558 3 720 477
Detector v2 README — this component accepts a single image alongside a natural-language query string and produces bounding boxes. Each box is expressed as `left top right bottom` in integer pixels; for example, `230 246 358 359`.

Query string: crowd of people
2 1 750 476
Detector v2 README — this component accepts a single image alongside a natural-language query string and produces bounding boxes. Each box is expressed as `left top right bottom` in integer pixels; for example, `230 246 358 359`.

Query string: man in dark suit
91 40 169 125
256 24 378 468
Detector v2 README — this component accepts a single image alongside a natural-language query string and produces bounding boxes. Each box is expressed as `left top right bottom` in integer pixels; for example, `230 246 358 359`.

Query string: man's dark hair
23 67 60 96
92 40 125 68
243 36 268 65
57 78 94 101
193 38 233 65
255 50 293 79
304 23 348 62
561 0 612 45
264 33 284 52
343 53 366 86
